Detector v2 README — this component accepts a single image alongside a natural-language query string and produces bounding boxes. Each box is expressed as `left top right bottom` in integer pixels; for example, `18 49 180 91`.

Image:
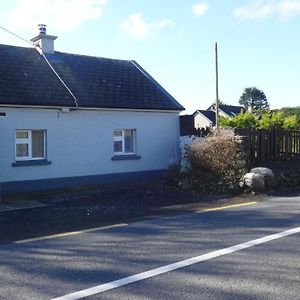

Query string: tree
239 87 269 110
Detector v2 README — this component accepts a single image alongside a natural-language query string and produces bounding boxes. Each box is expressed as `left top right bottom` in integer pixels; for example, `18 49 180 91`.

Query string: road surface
0 194 299 299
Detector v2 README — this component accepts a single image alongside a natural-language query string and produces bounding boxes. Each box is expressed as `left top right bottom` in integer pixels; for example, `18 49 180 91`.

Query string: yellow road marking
14 223 128 244
199 201 257 213
14 201 257 244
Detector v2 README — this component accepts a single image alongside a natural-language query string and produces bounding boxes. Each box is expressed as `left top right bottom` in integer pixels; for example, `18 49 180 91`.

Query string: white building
0 27 184 195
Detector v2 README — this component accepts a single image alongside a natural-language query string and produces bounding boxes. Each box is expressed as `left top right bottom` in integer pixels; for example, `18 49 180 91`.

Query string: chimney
30 24 57 54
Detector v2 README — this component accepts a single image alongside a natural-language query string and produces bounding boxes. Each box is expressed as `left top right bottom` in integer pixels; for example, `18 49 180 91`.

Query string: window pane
114 141 123 153
16 144 28 157
16 131 28 139
124 130 134 153
114 130 123 137
32 131 44 158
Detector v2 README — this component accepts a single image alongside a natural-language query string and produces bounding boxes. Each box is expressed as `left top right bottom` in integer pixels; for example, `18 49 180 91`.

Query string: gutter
0 104 181 114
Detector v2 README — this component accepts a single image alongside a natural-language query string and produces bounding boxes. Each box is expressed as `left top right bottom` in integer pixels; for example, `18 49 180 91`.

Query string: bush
219 112 257 128
257 111 284 129
283 115 299 130
186 130 247 185
220 109 300 130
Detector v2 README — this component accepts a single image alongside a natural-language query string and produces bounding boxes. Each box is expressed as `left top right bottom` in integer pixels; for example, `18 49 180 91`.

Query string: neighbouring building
179 115 197 136
193 110 216 129
193 104 244 129
207 104 244 118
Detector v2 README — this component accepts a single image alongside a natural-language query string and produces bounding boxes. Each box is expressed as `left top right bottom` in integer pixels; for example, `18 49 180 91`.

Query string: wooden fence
235 128 300 165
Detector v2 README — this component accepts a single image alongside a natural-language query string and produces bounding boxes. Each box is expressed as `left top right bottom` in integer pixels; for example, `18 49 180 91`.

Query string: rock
241 173 265 191
250 167 276 188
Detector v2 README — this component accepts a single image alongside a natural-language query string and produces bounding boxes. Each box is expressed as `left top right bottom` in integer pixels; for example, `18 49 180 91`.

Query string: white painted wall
179 136 205 171
0 107 180 183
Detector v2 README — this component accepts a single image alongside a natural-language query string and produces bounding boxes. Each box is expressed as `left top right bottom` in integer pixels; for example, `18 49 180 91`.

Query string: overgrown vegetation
184 130 247 192
220 108 300 130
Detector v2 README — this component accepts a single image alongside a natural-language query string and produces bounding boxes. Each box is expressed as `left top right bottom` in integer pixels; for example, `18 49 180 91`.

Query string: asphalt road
0 194 299 300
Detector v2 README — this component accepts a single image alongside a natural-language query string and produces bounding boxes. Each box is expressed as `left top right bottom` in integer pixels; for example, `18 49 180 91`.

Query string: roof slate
219 104 243 117
195 110 216 125
207 104 243 117
0 44 184 111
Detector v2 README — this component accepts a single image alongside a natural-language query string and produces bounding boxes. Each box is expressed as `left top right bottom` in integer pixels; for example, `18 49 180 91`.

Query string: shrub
219 112 257 128
257 111 284 129
186 130 247 184
283 115 299 130
220 109 300 130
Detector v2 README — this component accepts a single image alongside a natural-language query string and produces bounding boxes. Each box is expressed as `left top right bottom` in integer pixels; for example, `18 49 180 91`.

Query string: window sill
111 154 141 161
12 160 52 167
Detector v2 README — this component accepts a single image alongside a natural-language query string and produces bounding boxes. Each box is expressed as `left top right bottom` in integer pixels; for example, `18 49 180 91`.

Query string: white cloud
5 0 108 32
234 1 274 19
119 13 174 39
192 2 209 17
234 0 300 21
277 0 300 20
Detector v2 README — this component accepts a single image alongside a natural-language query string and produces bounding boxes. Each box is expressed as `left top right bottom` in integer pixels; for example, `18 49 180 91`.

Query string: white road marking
52 226 300 300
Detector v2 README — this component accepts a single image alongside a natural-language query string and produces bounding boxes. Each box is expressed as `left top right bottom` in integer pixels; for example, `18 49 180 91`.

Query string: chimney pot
38 24 47 35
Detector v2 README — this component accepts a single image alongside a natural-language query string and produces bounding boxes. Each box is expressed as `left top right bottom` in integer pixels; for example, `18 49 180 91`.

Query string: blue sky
0 0 299 113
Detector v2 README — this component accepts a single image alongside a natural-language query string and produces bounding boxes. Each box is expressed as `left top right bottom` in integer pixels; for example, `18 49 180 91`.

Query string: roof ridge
0 43 132 63
0 43 34 50
52 50 132 63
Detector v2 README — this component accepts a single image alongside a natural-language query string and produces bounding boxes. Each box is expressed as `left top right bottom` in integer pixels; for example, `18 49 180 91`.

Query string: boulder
241 173 265 191
250 167 276 187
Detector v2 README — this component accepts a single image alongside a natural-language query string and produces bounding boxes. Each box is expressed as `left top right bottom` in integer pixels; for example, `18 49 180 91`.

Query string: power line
36 46 79 108
0 25 79 108
147 0 270 68
219 0 269 42
0 25 35 46
148 47 211 68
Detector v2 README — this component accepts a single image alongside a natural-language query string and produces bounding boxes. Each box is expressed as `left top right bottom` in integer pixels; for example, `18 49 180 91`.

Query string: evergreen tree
239 87 269 110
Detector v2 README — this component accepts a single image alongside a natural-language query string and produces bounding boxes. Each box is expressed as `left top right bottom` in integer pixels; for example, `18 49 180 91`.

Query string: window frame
113 129 136 156
15 129 46 161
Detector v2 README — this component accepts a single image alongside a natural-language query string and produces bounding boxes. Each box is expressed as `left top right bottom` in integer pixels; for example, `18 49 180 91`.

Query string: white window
113 129 136 155
15 130 46 161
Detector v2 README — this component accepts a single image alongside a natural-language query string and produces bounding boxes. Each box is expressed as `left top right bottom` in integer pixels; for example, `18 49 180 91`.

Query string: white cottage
0 27 184 195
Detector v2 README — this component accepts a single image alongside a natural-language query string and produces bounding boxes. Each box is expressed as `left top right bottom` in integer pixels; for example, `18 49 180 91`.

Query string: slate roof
194 110 216 125
219 104 243 117
0 44 184 111
207 104 243 117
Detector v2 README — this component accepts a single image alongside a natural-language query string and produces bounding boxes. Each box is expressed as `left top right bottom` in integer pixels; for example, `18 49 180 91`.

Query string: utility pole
215 42 219 129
